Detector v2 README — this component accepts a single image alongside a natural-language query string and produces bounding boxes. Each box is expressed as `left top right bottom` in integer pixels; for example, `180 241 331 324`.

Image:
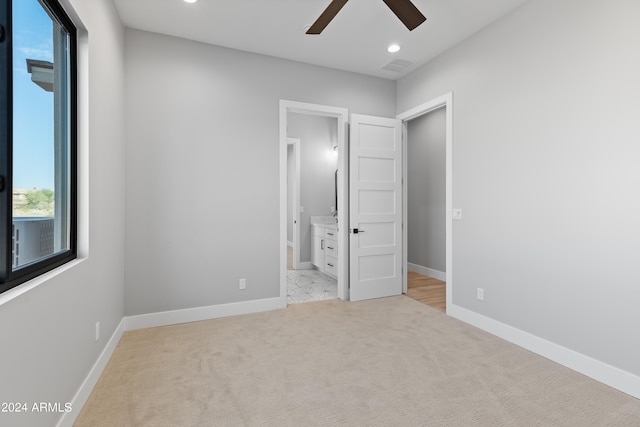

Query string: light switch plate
453 208 463 220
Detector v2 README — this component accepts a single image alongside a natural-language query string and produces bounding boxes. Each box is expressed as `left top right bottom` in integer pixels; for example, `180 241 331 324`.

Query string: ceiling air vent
381 59 415 73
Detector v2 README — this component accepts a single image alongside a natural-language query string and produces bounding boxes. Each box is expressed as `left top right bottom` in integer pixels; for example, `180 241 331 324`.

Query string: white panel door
349 114 403 301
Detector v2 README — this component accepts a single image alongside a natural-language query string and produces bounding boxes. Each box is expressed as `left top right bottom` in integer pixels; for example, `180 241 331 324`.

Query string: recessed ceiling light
387 44 401 53
184 0 197 3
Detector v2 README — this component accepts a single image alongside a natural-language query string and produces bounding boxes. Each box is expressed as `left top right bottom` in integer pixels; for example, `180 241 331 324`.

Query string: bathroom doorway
279 100 349 307
286 114 339 304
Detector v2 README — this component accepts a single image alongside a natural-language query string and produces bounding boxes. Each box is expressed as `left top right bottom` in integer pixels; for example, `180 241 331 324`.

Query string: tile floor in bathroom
287 269 337 304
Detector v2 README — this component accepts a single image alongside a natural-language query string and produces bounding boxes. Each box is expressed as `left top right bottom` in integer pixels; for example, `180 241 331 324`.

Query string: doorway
279 100 349 307
405 107 447 312
287 116 339 304
398 93 453 313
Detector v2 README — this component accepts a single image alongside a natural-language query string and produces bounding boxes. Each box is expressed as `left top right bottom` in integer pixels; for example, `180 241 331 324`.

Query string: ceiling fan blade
382 0 426 31
306 0 350 35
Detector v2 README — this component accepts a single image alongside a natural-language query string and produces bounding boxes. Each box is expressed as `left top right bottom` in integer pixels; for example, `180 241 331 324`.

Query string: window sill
0 258 86 307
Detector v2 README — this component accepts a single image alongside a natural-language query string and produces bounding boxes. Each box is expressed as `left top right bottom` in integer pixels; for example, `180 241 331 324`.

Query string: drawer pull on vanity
312 222 338 278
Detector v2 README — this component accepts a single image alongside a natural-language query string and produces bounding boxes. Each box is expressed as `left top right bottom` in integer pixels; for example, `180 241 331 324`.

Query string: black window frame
0 0 77 294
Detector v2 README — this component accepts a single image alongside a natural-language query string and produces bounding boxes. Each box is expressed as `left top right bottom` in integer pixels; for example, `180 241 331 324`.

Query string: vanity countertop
310 215 338 226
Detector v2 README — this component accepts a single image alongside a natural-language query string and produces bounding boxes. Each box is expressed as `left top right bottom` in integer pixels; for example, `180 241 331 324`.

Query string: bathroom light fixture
387 44 401 53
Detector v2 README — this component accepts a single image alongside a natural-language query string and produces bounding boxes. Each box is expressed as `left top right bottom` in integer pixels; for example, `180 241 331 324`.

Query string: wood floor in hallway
407 271 446 313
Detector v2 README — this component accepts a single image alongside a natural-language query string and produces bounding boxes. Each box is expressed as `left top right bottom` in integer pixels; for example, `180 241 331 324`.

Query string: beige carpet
75 296 640 426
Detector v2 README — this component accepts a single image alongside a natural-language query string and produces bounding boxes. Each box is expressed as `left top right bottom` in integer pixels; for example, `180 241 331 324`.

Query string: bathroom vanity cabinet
311 224 338 278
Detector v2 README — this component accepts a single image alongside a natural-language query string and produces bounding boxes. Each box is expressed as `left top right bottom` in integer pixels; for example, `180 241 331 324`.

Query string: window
0 0 77 294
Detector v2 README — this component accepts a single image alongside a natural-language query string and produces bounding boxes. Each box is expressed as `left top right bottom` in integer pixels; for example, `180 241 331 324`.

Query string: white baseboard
124 297 283 331
448 304 640 400
57 318 126 427
295 261 314 270
408 263 446 281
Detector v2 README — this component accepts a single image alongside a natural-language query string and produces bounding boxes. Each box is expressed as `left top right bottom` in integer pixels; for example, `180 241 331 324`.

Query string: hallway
406 271 446 313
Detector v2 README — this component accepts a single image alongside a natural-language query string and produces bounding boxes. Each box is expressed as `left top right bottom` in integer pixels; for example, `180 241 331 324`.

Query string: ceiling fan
306 0 426 35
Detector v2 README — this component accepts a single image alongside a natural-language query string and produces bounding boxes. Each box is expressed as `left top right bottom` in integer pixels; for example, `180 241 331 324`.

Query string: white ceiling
113 0 529 80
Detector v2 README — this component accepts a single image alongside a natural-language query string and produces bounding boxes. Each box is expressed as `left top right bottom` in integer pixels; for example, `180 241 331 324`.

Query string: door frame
279 100 349 306
287 138 303 270
397 92 453 312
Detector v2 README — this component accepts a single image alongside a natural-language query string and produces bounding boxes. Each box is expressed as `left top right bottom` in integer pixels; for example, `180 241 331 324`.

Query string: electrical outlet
453 208 463 220
476 288 484 301
95 322 100 342
239 278 246 290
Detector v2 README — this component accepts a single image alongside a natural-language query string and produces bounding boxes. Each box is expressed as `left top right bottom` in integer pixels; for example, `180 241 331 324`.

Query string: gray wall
0 0 126 426
398 0 640 376
124 28 395 315
407 107 446 273
288 113 338 263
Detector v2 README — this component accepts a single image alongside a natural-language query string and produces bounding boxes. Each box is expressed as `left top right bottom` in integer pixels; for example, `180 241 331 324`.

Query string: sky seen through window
12 0 55 191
